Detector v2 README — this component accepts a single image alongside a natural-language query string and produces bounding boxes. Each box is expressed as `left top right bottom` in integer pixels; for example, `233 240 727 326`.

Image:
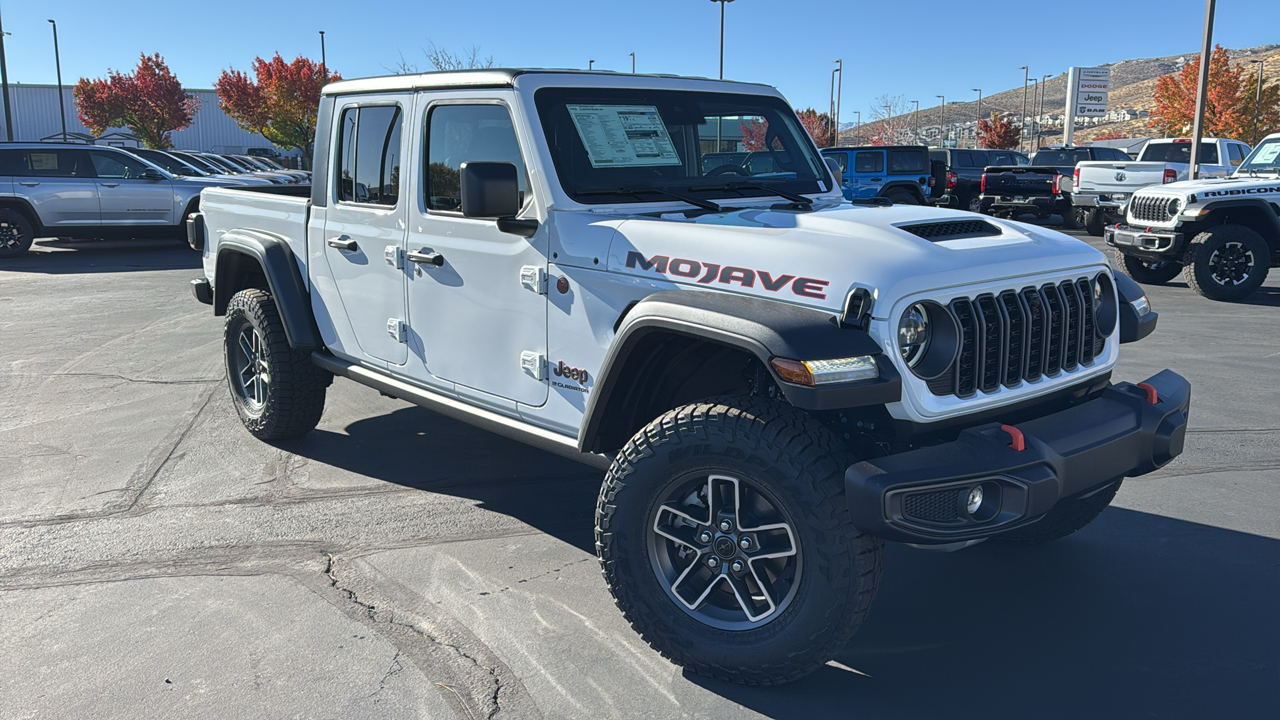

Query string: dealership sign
1071 66 1111 117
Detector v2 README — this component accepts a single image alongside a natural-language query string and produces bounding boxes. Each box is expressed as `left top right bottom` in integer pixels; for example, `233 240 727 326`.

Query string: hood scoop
898 219 1002 242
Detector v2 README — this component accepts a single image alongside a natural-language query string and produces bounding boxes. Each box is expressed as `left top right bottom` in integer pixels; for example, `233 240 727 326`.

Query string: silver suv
0 143 236 258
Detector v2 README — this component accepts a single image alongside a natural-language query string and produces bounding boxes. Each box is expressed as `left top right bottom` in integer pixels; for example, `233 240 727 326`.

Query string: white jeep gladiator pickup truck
187 69 1190 684
1072 137 1251 235
1107 132 1280 302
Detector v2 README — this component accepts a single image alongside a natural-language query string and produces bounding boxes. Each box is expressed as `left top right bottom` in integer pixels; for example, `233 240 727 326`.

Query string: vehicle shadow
1 238 201 274
290 405 1278 719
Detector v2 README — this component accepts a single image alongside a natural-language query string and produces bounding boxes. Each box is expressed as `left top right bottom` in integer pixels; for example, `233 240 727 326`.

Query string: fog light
965 486 983 516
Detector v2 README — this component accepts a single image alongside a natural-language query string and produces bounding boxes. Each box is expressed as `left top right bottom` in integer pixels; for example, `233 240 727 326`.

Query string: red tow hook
1001 424 1026 452
1137 383 1159 405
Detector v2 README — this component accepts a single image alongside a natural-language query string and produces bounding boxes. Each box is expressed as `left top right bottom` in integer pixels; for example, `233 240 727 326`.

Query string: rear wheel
1114 249 1182 285
1061 207 1082 230
596 397 883 685
991 480 1121 545
966 195 983 214
1184 224 1270 301
885 189 921 206
1082 208 1105 237
224 288 329 439
0 209 35 258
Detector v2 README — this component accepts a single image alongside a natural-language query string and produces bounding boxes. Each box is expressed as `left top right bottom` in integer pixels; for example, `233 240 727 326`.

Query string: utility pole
1250 58 1265 146
319 31 327 82
912 99 920 144
711 0 734 80
972 88 982 147
1189 0 1216 179
0 7 12 142
936 95 946 147
1019 66 1029 154
48 19 66 142
834 59 842 145
829 66 838 146
629 52 635 73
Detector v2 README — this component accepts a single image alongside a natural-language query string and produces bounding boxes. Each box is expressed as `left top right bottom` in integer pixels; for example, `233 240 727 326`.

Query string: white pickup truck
185 68 1190 685
1073 137 1252 235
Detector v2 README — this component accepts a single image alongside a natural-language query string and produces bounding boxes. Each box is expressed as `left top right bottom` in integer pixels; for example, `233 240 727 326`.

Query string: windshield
202 155 242 173
1032 149 1089 167
1238 138 1280 175
135 149 199 176
1140 142 1218 164
173 153 218 173
219 155 255 171
534 87 831 204
257 157 285 169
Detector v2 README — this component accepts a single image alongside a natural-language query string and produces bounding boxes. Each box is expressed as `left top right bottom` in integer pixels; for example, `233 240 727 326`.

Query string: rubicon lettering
624 251 831 299
1201 186 1280 198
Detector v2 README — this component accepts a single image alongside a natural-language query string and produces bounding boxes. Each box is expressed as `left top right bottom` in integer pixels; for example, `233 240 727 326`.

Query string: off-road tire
0 208 35 258
991 480 1122 545
1183 224 1271 302
1114 249 1182 285
224 289 329 439
1061 207 1082 230
595 396 884 686
1083 208 1105 237
966 194 984 214
885 188 921 206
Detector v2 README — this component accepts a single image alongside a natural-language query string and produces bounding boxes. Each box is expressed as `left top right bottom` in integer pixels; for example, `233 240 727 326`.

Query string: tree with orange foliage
1240 70 1280 143
976 112 1020 149
215 55 339 168
1150 45 1247 139
73 54 199 149
740 109 832 151
1091 128 1128 141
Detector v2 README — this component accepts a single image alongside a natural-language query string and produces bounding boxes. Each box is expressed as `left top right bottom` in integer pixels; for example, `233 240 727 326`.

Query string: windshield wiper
687 181 813 206
575 186 722 213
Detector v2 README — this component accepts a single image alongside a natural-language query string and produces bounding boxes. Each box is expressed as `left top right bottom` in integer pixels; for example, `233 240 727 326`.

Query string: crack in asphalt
10 372 220 386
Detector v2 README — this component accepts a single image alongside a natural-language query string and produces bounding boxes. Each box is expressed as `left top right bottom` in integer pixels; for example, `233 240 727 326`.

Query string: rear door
321 95 411 366
848 150 884 199
87 150 175 226
12 148 99 228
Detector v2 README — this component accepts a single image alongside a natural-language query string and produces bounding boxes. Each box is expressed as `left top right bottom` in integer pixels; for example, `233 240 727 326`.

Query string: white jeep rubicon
188 69 1190 684
1108 132 1280 301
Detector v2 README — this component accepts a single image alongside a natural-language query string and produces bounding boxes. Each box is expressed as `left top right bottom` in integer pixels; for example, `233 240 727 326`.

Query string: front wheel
1082 208 1106 237
596 397 883 685
224 288 329 439
1183 224 1271 301
0 209 35 258
1115 249 1182 285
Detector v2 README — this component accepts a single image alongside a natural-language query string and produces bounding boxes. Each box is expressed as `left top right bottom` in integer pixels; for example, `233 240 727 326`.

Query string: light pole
629 52 635 73
588 59 595 70
853 110 861 144
0 11 12 142
48 19 66 142
1189 0 1216 179
710 0 734 80
834 59 843 145
829 66 838 146
936 95 946 147
972 88 982 147
912 99 920 144
1019 66 1029 154
1250 59 1265 146
319 30 327 82
1039 74 1051 148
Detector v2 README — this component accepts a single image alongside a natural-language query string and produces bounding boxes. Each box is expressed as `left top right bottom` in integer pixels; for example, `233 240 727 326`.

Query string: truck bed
199 185 313 287
981 166 1063 198
1075 161 1170 196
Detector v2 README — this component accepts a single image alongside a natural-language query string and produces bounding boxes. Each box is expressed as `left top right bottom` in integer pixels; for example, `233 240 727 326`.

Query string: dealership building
0 83 298 159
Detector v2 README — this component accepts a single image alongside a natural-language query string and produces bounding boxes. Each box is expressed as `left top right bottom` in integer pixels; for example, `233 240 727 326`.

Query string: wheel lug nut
731 560 744 573
707 556 720 568
698 530 712 544
719 519 733 532
739 537 752 550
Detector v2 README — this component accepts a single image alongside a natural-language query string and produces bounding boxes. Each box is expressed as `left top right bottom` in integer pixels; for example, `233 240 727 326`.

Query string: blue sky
1 0 1275 119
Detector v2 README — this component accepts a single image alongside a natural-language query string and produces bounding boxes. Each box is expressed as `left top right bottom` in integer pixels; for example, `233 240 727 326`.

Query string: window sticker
1251 143 1280 165
567 104 681 168
30 153 59 171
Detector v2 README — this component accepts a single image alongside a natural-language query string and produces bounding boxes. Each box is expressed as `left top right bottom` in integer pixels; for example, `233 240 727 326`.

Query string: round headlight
898 303 930 367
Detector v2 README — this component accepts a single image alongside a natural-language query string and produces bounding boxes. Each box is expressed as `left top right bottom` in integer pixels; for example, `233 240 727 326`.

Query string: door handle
407 249 445 267
100 182 120 188
870 177 883 182
18 181 40 187
327 236 357 251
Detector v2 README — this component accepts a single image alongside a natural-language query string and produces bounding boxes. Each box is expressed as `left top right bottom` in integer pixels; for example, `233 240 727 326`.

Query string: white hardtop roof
322 68 776 97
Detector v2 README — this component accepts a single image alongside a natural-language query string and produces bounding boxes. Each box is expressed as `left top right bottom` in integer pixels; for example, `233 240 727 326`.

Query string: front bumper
982 194 1068 213
1073 193 1128 210
1105 224 1186 257
845 370 1190 544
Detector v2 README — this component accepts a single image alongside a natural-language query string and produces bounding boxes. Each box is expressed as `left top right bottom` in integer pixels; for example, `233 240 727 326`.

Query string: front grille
1129 195 1177 223
934 277 1107 398
900 220 1002 241
903 489 961 523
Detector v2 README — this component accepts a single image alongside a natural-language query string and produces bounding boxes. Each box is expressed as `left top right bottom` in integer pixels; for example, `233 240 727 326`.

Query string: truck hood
1143 174 1280 198
603 201 1106 316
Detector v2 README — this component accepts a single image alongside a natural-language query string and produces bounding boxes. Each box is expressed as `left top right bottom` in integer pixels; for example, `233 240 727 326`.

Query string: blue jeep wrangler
821 145 936 205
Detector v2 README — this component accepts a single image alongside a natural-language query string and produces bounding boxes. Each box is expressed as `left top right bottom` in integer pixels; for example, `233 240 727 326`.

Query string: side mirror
139 169 166 181
460 162 520 219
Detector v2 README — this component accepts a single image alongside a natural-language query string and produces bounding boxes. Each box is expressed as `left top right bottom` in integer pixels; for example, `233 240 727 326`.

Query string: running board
311 352 612 470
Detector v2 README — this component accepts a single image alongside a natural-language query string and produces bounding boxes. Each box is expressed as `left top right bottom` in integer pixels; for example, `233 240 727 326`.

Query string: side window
1198 144 1219 165
425 104 528 213
955 152 973 168
22 150 90 177
990 152 1012 166
1228 143 1246 166
854 151 882 174
826 153 848 173
89 150 150 179
334 104 403 206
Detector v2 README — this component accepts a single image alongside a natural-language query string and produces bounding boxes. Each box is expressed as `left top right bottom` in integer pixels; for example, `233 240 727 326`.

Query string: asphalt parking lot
2 227 1278 720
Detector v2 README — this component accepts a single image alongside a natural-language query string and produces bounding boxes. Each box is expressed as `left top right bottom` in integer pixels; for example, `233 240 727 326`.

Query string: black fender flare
578 290 901 453
1194 198 1280 241
214 231 319 350
878 180 927 203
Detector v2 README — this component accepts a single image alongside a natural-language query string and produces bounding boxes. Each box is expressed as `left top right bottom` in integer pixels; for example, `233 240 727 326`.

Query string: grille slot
899 220 1002 241
1130 195 1176 223
903 489 962 524
932 277 1106 398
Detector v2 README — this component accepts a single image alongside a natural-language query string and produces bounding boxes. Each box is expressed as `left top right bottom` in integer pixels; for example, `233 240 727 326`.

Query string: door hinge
520 265 548 295
384 245 403 269
520 351 547 380
387 318 407 343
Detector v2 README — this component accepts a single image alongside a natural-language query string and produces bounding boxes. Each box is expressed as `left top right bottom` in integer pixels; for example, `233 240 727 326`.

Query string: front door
87 150 174 226
850 150 885 199
405 100 548 407
321 96 411 366
10 148 99 228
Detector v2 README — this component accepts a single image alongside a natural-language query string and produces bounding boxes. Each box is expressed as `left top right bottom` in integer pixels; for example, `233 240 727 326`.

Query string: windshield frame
533 86 833 206
1237 137 1280 176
